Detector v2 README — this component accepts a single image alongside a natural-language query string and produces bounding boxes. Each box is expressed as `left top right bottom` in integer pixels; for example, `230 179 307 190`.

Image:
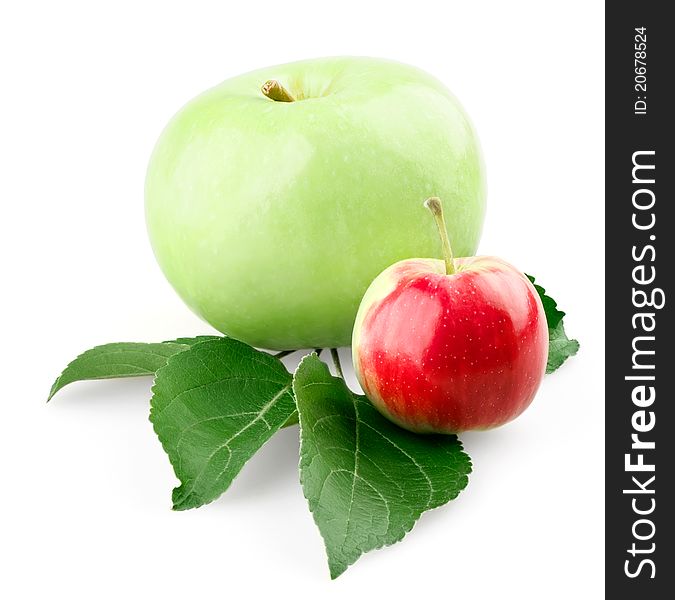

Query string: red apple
351 198 548 433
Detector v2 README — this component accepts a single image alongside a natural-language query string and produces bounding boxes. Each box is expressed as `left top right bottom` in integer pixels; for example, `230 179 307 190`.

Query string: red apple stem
330 348 344 379
261 80 296 102
424 197 456 275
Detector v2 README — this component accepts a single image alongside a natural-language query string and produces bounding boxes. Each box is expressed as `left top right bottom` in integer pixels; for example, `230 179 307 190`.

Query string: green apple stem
424 197 456 275
261 80 296 102
330 348 344 379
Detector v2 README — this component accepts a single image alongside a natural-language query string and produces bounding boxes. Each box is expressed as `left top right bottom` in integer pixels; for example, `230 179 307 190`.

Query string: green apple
145 57 486 349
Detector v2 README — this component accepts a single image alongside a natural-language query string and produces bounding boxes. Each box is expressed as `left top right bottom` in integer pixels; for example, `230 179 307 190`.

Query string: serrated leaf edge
294 353 472 579
149 338 295 511
526 273 580 373
48 341 191 401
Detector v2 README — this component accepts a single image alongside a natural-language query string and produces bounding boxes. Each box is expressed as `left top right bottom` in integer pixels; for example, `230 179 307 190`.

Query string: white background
0 1 604 598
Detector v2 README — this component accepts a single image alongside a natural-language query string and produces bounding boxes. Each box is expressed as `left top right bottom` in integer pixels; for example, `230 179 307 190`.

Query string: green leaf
169 335 221 346
526 274 579 373
546 320 580 374
526 275 565 329
294 354 471 579
48 339 214 400
150 337 296 510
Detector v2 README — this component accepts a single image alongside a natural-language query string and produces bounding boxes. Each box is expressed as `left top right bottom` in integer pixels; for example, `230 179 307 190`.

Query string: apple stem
330 348 344 379
424 197 456 275
261 80 296 102
274 350 295 359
